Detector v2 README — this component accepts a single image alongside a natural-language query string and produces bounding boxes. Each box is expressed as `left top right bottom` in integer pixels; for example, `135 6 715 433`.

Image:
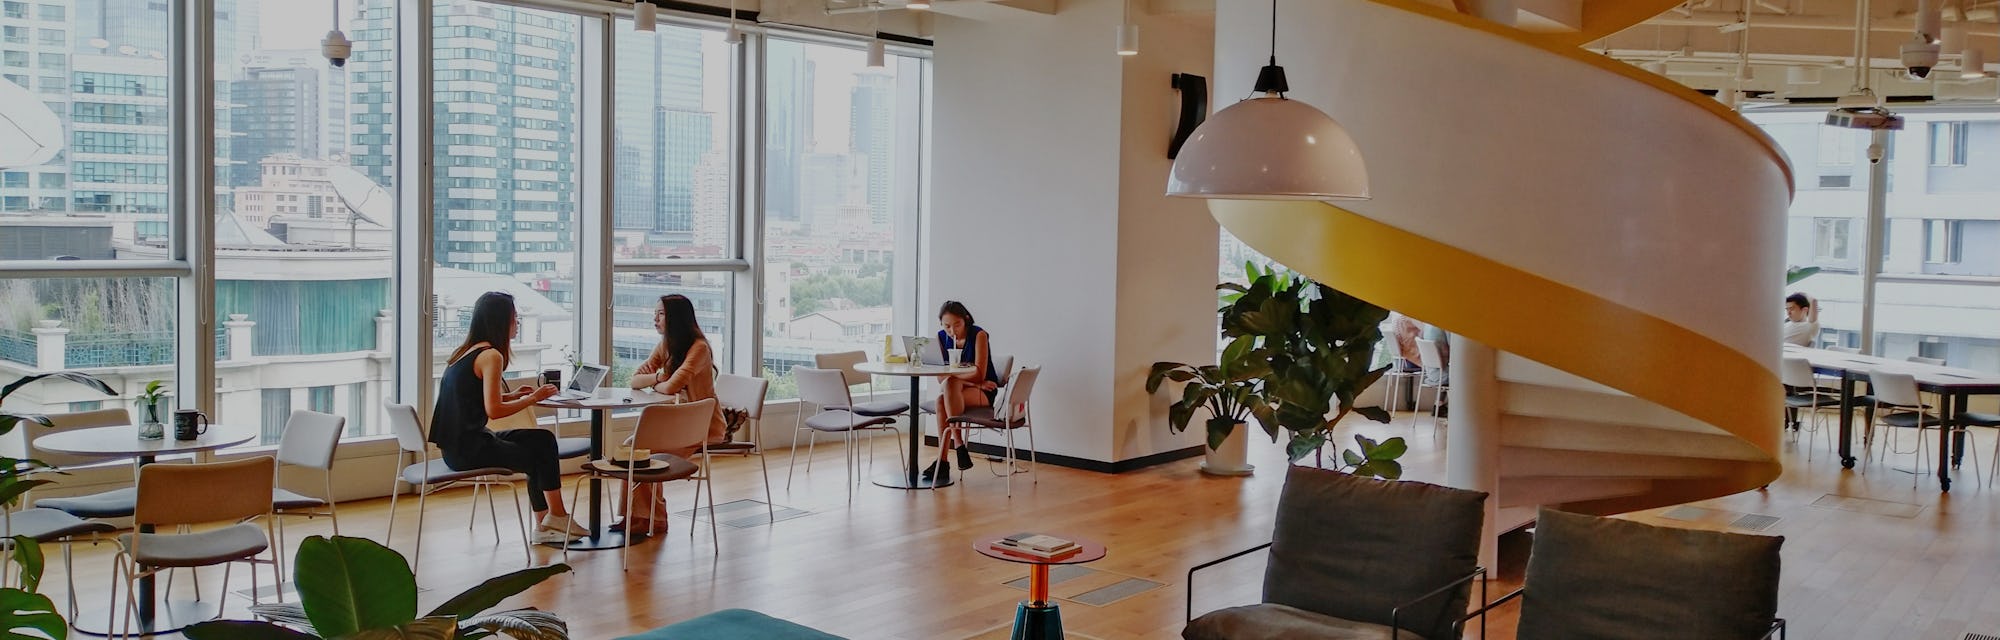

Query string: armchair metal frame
1185 542 1490 639
1458 588 1787 640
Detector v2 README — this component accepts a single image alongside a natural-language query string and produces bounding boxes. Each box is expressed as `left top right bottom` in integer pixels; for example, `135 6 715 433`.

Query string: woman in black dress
430 291 587 543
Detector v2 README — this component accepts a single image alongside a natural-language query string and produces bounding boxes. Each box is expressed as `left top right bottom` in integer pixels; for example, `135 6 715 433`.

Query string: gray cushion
803 411 896 432
1518 508 1783 640
1961 412 2000 426
1783 393 1836 409
1880 411 1938 428
118 523 269 568
1185 603 1400 640
947 407 1025 429
402 461 514 486
827 400 909 417
919 398 938 414
0 508 116 542
273 488 328 511
556 437 592 459
615 608 846 640
583 455 699 482
35 488 137 519
1264 466 1486 640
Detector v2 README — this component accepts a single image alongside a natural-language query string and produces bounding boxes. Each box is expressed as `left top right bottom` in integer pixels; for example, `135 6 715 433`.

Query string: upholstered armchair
1467 508 1786 640
1184 466 1489 640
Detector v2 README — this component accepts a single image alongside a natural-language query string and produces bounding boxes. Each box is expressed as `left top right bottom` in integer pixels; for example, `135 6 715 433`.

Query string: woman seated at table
618 294 728 532
928 300 1000 483
431 291 588 543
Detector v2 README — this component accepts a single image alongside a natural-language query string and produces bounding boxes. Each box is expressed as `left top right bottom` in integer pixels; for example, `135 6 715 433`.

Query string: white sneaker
540 515 589 537
534 529 577 544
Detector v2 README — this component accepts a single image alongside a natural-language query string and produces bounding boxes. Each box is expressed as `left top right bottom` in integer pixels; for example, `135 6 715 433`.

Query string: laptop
903 336 955 367
556 363 609 400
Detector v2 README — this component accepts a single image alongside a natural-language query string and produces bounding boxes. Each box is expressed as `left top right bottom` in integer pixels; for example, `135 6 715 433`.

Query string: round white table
33 422 257 637
854 360 976 490
537 388 676 550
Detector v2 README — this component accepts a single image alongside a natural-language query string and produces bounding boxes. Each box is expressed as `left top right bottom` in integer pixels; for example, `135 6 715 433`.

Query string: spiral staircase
1211 0 1791 531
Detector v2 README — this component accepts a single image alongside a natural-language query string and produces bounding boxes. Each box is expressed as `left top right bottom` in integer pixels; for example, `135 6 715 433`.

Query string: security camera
1902 37 1941 78
1867 143 1887 164
322 29 351 68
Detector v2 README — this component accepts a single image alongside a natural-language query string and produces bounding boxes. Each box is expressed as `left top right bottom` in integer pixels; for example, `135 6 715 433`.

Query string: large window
429 1 582 386
0 277 176 457
611 21 732 260
760 38 923 400
1930 121 1968 167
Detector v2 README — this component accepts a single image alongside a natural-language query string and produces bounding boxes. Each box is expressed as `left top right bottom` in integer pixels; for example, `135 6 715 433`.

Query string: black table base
71 598 220 637
877 377 951 490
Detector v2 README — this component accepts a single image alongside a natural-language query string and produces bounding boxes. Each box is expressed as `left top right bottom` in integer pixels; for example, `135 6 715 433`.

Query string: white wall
931 0 1212 465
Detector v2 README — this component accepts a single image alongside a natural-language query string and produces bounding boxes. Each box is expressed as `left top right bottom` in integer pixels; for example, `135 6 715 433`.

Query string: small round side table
973 533 1108 640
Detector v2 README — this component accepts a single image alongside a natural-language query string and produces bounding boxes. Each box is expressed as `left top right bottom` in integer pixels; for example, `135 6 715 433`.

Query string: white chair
566 400 718 568
1867 370 1981 487
1781 357 1838 458
271 409 345 586
1412 338 1449 432
946 366 1042 497
712 373 775 523
920 354 1014 416
1380 358 1424 419
382 403 532 570
788 367 901 502
815 350 911 417
503 375 589 460
31 409 141 521
111 457 280 638
2 508 114 620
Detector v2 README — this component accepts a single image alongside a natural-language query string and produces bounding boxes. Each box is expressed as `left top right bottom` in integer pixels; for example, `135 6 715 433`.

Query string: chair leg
505 482 530 566
704 475 719 552
62 540 79 620
326 471 342 537
563 476 586 566
785 416 807 490
273 515 287 599
485 481 501 539
413 481 429 571
467 483 481 530
758 448 775 523
1004 428 1015 498
386 467 401 545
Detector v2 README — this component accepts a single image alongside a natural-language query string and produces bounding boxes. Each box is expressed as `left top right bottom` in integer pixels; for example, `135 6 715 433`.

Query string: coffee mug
173 409 209 441
542 368 562 387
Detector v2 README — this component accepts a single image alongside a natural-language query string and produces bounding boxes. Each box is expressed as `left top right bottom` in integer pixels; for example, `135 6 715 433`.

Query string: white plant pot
1200 423 1254 476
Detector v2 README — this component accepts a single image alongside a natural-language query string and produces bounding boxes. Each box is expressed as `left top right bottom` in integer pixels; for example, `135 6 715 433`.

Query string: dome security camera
1903 38 1941 78
322 30 351 68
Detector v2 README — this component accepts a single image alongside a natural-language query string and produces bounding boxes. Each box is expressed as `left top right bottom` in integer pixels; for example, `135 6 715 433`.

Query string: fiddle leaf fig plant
1147 335 1269 451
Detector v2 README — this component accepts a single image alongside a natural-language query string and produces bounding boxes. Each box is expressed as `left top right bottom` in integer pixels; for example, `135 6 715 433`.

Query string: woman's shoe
540 515 589 538
956 445 974 470
920 460 940 481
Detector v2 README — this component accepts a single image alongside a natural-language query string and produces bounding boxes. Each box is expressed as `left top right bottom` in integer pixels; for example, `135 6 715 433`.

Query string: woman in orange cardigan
618 294 728 532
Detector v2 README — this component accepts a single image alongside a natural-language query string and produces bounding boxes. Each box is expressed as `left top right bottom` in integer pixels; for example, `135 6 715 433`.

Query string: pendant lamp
635 1 656 32
1166 0 1368 200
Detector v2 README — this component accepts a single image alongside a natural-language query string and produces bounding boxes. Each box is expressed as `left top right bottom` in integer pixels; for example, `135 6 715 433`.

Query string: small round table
537 388 676 550
854 360 973 489
973 533 1108 640
34 422 258 637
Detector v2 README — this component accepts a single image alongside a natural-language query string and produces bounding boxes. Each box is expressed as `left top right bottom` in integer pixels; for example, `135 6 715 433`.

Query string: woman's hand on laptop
530 384 560 401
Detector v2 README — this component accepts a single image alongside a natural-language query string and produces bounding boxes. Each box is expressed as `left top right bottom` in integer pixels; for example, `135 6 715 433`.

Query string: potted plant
1221 264 1403 471
1148 336 1266 476
0 371 118 638
135 379 169 440
185 535 571 640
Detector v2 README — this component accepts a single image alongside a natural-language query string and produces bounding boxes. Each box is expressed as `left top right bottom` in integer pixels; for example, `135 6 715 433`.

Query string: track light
868 38 885 67
1117 24 1139 56
635 1 656 32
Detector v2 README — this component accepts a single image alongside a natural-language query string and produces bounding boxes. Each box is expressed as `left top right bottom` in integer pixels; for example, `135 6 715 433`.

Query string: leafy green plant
134 380 168 424
184 536 571 640
0 533 67 640
1786 265 1820 285
1147 336 1268 451
1214 264 1403 474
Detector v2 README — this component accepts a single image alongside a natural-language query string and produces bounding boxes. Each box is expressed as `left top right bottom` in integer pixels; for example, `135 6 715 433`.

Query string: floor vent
1730 514 1782 532
1964 633 2000 640
674 499 812 528
1812 494 1925 519
1660 506 1720 521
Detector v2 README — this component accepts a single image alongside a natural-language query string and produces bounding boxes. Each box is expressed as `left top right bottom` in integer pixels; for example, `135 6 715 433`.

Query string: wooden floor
43 414 2000 639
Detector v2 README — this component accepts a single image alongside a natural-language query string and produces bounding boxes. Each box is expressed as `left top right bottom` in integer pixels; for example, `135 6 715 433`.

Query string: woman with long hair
928 300 999 483
430 291 587 543
620 294 728 532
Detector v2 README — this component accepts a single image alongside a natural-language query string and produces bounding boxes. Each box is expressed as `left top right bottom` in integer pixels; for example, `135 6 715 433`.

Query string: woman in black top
430 292 586 542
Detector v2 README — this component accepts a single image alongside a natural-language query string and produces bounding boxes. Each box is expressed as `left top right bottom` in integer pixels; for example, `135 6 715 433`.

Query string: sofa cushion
615 609 845 640
1518 508 1783 640
1184 603 1402 640
1264 466 1486 640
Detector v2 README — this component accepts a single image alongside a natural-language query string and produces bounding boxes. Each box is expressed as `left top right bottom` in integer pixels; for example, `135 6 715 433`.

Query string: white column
31 320 67 371
225 314 256 361
1445 335 1501 570
374 309 394 354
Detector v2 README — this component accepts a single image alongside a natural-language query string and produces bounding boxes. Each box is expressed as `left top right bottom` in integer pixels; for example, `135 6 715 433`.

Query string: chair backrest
813 351 870 387
792 366 852 408
276 409 345 470
1907 355 1946 366
991 354 1015 387
714 373 769 420
1263 466 1486 640
1416 338 1445 372
632 399 717 457
997 366 1040 422
136 456 276 527
33 408 133 468
384 402 429 454
1869 369 1923 407
1518 508 1782 639
1779 357 1818 389
1828 345 1861 354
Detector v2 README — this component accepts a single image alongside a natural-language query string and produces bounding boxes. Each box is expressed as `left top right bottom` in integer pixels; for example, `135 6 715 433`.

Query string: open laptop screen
569 363 609 394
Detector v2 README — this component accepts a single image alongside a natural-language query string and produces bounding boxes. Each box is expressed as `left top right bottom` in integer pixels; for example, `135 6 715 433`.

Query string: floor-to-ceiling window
760 37 924 400
1754 109 2000 371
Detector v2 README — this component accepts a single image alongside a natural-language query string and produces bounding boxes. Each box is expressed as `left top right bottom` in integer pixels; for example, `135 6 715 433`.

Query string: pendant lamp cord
1269 0 1279 66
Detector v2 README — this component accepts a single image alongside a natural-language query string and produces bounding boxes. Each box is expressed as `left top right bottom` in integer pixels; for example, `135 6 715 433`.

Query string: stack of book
992 533 1080 560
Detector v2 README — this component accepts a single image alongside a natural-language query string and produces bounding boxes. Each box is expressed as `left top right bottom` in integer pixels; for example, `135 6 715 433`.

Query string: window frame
1813 217 1853 263
1924 219 1963 264
1929 121 1969 167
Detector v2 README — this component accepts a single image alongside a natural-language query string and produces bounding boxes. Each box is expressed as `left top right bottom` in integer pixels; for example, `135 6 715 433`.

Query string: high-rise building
613 27 710 240
230 65 323 186
355 1 578 277
242 49 350 161
849 72 893 226
348 1 394 193
765 40 813 223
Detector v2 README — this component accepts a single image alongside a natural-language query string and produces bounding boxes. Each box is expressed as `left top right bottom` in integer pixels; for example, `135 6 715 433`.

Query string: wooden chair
112 457 281 638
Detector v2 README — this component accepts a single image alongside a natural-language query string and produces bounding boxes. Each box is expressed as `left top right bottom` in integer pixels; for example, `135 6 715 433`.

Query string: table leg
1011 564 1063 640
1939 392 1957 492
1952 390 1968 468
873 379 952 489
555 410 644 550
1839 372 1857 469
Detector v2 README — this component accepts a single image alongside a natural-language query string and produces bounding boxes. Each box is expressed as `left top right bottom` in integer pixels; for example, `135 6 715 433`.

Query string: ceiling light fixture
868 3 885 68
1166 0 1368 200
1117 0 1139 56
635 0 656 32
724 0 742 43
908 0 932 8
